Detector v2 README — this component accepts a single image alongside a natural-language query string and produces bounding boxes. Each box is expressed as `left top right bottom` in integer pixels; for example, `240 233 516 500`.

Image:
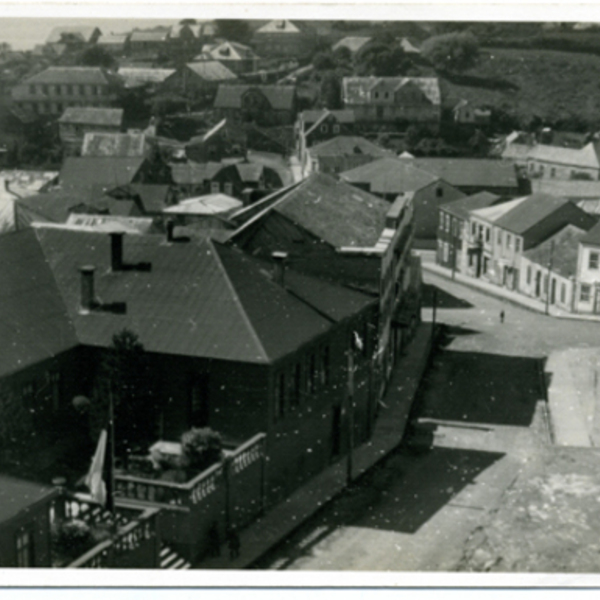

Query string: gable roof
493 194 575 234
340 157 439 194
186 61 237 81
163 193 242 215
470 196 529 224
46 26 99 45
200 41 258 61
171 162 225 185
97 33 129 47
580 220 600 246
0 475 59 523
407 158 519 189
527 141 600 169
0 229 78 378
301 109 355 128
532 179 600 200
23 66 114 86
255 20 303 34
232 172 392 249
58 107 123 127
118 67 176 87
81 132 149 158
308 135 393 158
343 77 441 106
214 85 296 111
60 156 147 187
332 37 372 54
441 191 502 221
130 29 170 43
524 224 587 278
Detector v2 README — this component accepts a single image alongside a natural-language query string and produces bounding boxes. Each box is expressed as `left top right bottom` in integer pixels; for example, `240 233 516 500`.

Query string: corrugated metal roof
308 135 393 158
24 66 112 86
0 229 79 378
340 157 438 194
527 142 600 169
524 224 587 278
533 179 600 199
117 67 176 87
58 107 123 127
60 157 146 187
186 61 237 81
407 158 519 189
214 85 295 111
494 194 573 234
0 475 58 523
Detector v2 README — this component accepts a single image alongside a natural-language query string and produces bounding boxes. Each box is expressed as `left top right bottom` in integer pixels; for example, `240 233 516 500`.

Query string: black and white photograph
1 7 600 588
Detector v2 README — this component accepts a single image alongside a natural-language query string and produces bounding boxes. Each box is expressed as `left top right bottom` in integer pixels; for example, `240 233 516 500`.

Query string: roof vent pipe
79 265 96 312
272 251 288 287
110 232 124 271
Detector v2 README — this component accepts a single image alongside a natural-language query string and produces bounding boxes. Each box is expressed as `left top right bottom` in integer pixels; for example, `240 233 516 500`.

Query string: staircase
160 545 192 569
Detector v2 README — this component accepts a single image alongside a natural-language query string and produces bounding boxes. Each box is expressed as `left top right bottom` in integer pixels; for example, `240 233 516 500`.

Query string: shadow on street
422 283 474 309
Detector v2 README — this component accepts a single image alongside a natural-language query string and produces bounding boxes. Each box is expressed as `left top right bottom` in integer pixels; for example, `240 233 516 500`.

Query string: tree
320 72 342 109
356 43 412 76
421 31 480 72
77 45 115 69
312 51 336 71
214 19 251 44
91 329 156 456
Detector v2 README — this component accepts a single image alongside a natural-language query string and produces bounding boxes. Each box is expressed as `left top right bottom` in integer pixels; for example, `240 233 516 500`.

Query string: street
254 272 600 571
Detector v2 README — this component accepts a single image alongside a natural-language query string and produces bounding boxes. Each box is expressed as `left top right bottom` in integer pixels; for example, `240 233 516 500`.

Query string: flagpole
106 385 116 514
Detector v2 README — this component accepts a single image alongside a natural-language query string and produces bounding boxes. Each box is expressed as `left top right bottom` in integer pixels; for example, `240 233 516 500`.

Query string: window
544 275 548 294
436 186 443 198
333 124 340 134
16 530 33 567
307 354 317 394
497 230 502 244
66 84 73 96
527 265 532 284
274 372 285 420
506 234 512 249
210 182 220 193
41 85 48 95
471 222 476 236
516 238 521 252
485 228 490 243
54 85 61 96
443 242 449 263
589 252 599 270
581 284 591 302
444 214 450 232
29 84 35 95
320 124 328 133
374 91 379 99
551 167 556 178
79 85 85 95
224 182 233 196
561 283 566 304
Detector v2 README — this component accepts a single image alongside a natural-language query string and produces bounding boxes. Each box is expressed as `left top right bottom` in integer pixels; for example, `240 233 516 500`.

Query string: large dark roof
340 157 438 194
214 85 296 111
0 474 58 524
24 66 113 86
581 220 600 246
60 157 146 187
58 107 123 127
441 191 502 221
308 136 392 158
524 225 587 278
407 158 519 189
232 172 391 249
494 194 574 234
0 230 78 378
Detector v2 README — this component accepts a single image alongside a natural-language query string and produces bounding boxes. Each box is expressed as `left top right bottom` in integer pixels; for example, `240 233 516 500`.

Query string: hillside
440 47 600 129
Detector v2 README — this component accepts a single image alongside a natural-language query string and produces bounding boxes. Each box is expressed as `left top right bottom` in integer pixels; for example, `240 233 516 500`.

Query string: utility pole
545 240 555 316
346 346 355 486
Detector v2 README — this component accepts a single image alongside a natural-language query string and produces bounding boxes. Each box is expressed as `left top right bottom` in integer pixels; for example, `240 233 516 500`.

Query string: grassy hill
439 47 600 129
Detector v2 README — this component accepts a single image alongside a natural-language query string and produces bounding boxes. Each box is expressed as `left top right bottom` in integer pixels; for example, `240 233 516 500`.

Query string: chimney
79 266 96 312
166 219 175 243
272 251 288 287
110 232 124 271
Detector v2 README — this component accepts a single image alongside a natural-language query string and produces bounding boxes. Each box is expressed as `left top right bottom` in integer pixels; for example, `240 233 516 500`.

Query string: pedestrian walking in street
227 527 241 560
207 522 221 557
500 310 505 324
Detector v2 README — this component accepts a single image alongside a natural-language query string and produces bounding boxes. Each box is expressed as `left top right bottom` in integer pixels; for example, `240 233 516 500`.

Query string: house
332 36 372 56
405 158 521 196
104 183 176 215
163 192 242 229
519 225 587 312
0 225 378 559
160 62 237 104
498 131 535 167
453 100 491 126
117 67 176 91
213 85 297 127
81 131 152 158
58 107 124 155
184 119 231 163
12 67 121 117
196 41 259 74
96 32 129 55
466 193 596 290
46 26 101 46
229 172 421 391
303 135 394 177
574 221 600 314
296 109 356 167
0 476 59 567
437 191 502 273
129 29 171 54
251 20 318 59
342 77 441 131
171 160 286 203
526 141 600 181
340 157 465 245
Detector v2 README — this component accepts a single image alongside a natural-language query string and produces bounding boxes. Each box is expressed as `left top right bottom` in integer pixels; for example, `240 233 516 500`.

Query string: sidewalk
422 261 600 323
197 323 434 569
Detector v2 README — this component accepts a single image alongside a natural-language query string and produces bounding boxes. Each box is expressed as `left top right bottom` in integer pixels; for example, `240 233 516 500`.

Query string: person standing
500 310 505 324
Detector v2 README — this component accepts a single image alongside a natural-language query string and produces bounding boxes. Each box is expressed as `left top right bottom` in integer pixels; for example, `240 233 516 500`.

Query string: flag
353 331 364 352
85 429 107 507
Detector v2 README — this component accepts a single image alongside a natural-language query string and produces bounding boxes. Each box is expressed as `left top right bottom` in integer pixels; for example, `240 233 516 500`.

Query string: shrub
52 519 95 562
421 31 480 72
180 427 223 472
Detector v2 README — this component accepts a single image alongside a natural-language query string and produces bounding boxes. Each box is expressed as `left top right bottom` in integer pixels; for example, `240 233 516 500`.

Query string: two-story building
575 221 600 314
160 62 237 105
12 67 121 118
251 20 318 60
213 85 297 127
340 156 465 247
58 107 124 155
342 77 441 132
195 41 259 74
526 141 600 182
